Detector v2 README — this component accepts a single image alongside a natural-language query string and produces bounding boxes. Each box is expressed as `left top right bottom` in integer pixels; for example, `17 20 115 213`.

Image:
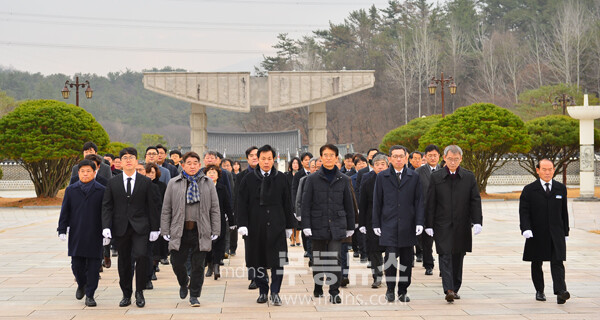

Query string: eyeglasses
445 157 461 163
121 156 136 161
146 152 158 156
391 154 406 159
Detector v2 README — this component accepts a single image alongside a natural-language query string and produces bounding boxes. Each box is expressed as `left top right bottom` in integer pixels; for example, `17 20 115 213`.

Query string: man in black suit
415 144 442 276
102 147 160 308
353 148 378 260
340 153 356 176
519 159 570 304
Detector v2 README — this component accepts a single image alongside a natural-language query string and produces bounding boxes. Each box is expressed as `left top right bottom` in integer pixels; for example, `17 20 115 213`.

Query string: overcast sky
0 0 395 76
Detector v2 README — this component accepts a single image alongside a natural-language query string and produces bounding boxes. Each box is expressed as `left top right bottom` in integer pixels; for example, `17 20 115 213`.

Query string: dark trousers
205 233 226 264
170 228 207 298
369 251 383 280
255 267 284 295
340 243 350 278
115 225 149 297
229 226 238 254
301 233 313 259
72 256 102 298
439 253 465 294
417 234 434 269
312 239 342 295
384 246 413 294
531 260 566 294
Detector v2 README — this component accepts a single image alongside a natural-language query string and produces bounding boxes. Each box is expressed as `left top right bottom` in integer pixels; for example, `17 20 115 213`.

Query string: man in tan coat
161 151 221 307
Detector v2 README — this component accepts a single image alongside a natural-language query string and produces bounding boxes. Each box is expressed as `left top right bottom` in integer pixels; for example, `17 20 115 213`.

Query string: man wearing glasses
145 146 171 185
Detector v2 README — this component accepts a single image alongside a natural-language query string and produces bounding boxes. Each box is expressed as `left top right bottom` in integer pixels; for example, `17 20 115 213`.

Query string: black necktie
545 182 550 195
126 177 132 197
264 172 269 178
432 167 435 173
397 171 402 183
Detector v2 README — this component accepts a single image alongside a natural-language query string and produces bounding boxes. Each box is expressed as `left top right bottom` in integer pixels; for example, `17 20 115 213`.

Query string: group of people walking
57 140 571 308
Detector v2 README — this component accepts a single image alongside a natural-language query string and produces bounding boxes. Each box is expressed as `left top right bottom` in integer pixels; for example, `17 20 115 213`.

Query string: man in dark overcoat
519 158 570 304
58 159 107 307
237 144 297 306
372 145 424 302
425 145 482 303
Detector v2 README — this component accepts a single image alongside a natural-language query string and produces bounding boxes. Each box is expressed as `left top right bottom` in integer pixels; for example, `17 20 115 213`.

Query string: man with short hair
156 144 179 178
408 151 422 170
169 150 183 174
340 153 356 176
70 154 109 186
145 146 171 185
302 144 355 304
372 145 424 302
519 159 570 304
425 145 483 303
70 141 112 182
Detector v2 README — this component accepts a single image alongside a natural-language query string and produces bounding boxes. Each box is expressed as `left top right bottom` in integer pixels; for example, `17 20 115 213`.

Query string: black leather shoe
145 280 153 290
76 286 85 300
85 296 97 307
425 268 433 276
385 290 395 302
214 264 220 280
330 294 342 304
445 290 455 303
313 286 323 297
270 293 282 306
135 291 145 308
398 293 410 302
453 292 461 300
180 285 188 299
371 280 382 288
119 296 131 307
248 280 258 290
416 254 423 262
206 263 213 277
353 252 360 258
160 258 169 265
151 271 157 281
257 293 268 303
535 291 546 301
340 278 349 287
189 296 200 307
557 291 570 304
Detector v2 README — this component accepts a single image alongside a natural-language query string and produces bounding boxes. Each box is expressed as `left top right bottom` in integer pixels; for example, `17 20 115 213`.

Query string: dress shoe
230 251 236 256
257 293 268 303
453 292 460 300
151 271 157 281
371 280 382 288
303 251 309 257
224 253 229 259
85 296 97 307
425 268 433 276
145 280 153 290
189 296 200 307
103 256 111 268
135 291 145 308
290 243 296 247
270 293 282 306
360 256 368 263
416 254 423 262
353 252 360 258
160 258 169 265
385 290 395 302
214 264 220 280
248 280 258 290
445 290 455 302
76 286 85 300
111 249 118 257
535 291 546 301
154 264 160 272
313 286 323 298
330 294 342 304
206 263 213 277
119 296 131 307
180 285 188 299
340 278 349 287
398 293 410 302
219 260 225 266
557 290 570 304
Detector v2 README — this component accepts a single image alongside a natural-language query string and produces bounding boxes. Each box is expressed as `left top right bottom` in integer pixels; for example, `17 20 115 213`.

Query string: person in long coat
237 144 297 306
519 158 570 304
358 153 389 289
372 146 424 302
425 145 482 303
58 159 106 307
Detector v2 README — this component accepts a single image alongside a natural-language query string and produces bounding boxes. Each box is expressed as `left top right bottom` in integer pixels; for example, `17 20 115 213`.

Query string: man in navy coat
372 145 424 303
58 159 107 307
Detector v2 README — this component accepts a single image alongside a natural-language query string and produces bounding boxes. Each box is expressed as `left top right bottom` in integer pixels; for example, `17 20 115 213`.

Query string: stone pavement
0 200 599 319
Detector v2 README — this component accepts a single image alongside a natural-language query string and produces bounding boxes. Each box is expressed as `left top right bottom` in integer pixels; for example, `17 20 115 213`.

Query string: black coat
341 167 357 176
216 182 234 237
372 166 424 248
57 181 105 258
291 168 309 209
358 171 384 253
519 179 569 261
301 167 355 241
237 168 296 268
425 167 483 255
102 172 161 237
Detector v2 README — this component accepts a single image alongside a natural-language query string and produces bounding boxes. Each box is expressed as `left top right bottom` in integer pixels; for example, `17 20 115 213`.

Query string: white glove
102 228 112 239
229 225 237 230
286 229 293 238
565 236 568 241
373 228 381 236
59 234 67 241
149 231 160 242
102 237 111 246
346 230 354 238
354 223 359 229
416 225 423 236
425 228 434 237
359 226 366 234
163 235 171 241
522 230 533 239
238 226 248 236
210 234 218 241
303 228 312 236
473 224 482 235
296 215 301 221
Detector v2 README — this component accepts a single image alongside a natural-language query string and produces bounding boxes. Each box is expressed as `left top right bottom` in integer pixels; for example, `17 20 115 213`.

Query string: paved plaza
0 196 599 319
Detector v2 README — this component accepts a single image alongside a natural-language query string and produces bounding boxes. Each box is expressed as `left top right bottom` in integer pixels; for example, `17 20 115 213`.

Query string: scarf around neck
182 170 202 204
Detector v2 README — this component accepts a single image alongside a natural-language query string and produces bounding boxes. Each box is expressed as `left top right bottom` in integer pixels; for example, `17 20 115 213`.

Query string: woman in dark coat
204 165 233 279
284 157 301 246
146 163 167 282
237 145 297 305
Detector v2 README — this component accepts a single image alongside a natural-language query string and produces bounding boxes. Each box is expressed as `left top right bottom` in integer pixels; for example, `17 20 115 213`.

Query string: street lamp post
552 94 576 185
61 76 93 107
428 72 457 117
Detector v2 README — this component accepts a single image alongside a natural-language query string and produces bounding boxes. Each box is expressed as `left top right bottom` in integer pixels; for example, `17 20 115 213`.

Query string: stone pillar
308 102 327 156
190 103 207 156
